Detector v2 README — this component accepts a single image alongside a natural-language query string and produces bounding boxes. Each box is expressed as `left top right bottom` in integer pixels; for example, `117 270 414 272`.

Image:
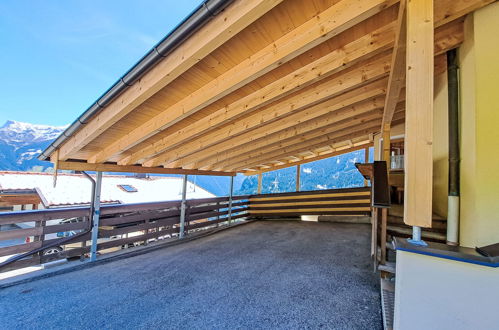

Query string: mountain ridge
0 120 370 196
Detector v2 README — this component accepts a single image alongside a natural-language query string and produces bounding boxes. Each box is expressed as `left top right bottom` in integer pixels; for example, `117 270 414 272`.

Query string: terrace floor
0 221 381 329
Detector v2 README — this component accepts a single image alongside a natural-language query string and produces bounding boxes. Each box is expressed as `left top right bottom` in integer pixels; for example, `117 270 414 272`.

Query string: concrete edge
0 220 255 289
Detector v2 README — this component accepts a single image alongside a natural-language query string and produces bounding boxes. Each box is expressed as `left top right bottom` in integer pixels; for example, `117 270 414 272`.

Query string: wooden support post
404 0 434 228
372 208 379 272
383 124 391 169
179 174 188 238
296 164 301 192
90 172 102 262
380 208 388 265
257 173 262 194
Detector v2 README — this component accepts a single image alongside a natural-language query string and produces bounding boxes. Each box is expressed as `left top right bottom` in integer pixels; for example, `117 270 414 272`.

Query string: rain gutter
39 0 234 161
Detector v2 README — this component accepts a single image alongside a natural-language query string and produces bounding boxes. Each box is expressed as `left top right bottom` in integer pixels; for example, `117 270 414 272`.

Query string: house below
0 171 214 211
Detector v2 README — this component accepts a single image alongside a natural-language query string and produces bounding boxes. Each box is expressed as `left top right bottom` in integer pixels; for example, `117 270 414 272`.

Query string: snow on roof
0 171 214 207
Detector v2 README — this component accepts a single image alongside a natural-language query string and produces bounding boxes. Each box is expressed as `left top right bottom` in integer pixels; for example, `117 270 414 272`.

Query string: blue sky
0 0 202 126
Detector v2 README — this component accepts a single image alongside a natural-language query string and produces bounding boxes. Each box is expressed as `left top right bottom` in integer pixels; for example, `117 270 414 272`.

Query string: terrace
1 0 499 329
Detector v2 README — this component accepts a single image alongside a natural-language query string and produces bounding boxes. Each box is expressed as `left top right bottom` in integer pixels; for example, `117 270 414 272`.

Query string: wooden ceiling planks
50 0 494 175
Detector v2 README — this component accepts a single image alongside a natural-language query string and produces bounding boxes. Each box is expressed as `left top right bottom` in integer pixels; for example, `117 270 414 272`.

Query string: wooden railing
0 187 374 274
247 187 372 217
0 195 250 273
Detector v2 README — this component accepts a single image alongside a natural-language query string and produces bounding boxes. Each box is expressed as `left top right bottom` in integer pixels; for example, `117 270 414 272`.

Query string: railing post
296 164 301 192
179 174 188 239
364 146 369 187
228 175 234 225
90 171 102 262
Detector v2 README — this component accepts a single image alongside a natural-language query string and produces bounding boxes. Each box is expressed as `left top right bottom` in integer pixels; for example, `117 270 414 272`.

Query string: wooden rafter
232 113 406 172
182 93 389 170
118 21 396 166
382 0 407 128
57 0 284 161
200 103 400 171
144 53 393 167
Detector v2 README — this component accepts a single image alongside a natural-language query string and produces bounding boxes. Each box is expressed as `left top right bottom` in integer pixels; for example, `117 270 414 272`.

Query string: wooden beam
233 113 405 172
229 121 384 171
115 22 396 166
382 123 391 167
55 161 236 176
244 142 374 176
171 77 389 170
257 174 262 194
206 106 391 171
404 0 433 228
144 53 393 167
185 93 388 170
382 0 407 127
90 0 393 164
56 0 284 160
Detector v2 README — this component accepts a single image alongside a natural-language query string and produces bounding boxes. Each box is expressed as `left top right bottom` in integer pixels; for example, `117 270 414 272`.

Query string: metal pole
364 146 369 187
228 175 234 224
408 226 427 246
446 49 460 246
296 165 301 192
90 172 102 262
179 174 188 239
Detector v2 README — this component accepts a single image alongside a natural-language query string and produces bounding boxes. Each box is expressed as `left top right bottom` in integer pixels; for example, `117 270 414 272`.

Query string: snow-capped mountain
0 120 67 171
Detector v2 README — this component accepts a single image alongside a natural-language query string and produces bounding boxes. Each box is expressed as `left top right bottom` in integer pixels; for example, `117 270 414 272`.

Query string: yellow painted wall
433 73 449 218
459 2 499 247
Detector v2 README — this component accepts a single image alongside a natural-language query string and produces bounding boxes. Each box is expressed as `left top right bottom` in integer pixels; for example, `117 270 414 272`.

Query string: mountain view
0 120 371 196
0 120 67 172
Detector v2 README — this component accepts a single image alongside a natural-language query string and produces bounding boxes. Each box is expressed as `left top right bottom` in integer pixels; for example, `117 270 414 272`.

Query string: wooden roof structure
42 0 492 178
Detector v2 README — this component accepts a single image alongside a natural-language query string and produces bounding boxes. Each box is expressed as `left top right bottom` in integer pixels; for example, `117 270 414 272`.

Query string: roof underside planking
43 0 494 176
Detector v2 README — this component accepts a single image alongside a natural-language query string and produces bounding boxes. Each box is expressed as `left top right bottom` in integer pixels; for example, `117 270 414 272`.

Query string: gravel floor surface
0 221 381 330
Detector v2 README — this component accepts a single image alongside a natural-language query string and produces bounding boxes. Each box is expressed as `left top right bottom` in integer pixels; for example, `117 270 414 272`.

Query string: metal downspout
446 49 460 245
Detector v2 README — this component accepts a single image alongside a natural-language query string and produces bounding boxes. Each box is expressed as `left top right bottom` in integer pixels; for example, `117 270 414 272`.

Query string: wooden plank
249 209 371 215
250 200 371 208
0 241 42 258
57 0 284 160
382 124 391 166
56 161 237 176
89 0 394 164
250 196 370 204
381 208 388 264
0 207 89 225
404 0 433 227
250 203 371 210
251 192 370 202
97 227 180 251
0 226 42 241
382 0 407 127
